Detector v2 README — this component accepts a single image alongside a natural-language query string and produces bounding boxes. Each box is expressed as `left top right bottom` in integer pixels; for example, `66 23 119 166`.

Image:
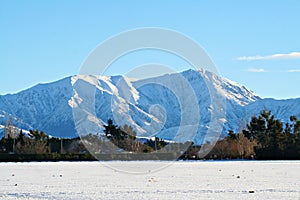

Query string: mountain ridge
0 69 299 144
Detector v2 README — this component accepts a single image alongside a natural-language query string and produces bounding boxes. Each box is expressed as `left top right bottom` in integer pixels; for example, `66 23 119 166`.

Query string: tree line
1 109 299 160
0 118 170 161
205 109 300 160
244 109 300 159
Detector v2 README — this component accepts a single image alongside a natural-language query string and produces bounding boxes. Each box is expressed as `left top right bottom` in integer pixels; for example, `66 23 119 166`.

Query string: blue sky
0 0 299 99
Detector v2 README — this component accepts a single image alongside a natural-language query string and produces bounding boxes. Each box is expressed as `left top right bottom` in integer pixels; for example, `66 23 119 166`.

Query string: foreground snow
0 161 299 199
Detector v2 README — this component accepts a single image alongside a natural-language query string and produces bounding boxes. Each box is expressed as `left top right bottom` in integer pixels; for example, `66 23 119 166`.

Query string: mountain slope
245 98 300 122
0 69 298 144
0 78 75 138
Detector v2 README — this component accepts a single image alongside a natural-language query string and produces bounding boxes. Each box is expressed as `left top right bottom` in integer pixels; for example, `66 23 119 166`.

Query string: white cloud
287 69 300 72
237 52 300 61
245 68 300 73
247 68 266 73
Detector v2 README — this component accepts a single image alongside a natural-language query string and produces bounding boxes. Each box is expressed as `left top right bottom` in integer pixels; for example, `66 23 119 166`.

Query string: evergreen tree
246 110 300 159
103 119 143 152
247 112 267 147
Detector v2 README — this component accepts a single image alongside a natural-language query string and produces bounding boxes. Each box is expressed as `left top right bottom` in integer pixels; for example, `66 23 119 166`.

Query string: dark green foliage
103 119 168 153
228 130 237 140
0 137 14 153
103 119 138 151
246 110 300 159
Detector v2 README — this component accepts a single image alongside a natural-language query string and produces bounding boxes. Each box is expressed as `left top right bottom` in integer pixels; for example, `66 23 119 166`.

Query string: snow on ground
0 161 299 200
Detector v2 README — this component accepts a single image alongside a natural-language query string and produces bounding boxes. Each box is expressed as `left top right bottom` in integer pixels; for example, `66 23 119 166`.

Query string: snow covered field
0 161 299 199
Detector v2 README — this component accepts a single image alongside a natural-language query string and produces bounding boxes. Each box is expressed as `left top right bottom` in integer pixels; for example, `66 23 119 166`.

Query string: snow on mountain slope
70 69 259 143
0 78 75 138
193 69 259 105
0 125 4 139
245 98 300 122
0 69 297 144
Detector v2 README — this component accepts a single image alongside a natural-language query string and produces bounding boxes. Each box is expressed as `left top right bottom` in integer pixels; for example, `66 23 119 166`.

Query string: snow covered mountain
245 98 300 123
0 78 75 138
0 69 298 144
